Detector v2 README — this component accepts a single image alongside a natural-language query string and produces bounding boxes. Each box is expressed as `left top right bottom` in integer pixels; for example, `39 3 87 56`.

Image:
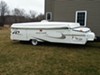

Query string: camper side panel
11 28 28 41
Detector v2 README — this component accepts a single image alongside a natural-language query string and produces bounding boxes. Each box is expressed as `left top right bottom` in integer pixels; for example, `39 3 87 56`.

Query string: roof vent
41 20 48 22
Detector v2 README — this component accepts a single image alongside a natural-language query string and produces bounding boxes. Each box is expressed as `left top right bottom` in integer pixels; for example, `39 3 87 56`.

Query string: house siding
45 0 100 37
45 0 54 20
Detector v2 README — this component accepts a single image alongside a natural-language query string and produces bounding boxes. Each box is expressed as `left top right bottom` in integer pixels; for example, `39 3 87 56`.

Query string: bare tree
12 8 26 23
0 1 9 26
36 14 45 21
29 10 36 19
12 8 25 16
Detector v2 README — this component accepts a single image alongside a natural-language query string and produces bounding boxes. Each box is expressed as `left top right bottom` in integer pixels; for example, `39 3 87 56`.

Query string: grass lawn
0 28 100 75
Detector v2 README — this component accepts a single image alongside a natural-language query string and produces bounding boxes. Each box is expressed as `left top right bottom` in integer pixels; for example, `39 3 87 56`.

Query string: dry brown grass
0 28 100 75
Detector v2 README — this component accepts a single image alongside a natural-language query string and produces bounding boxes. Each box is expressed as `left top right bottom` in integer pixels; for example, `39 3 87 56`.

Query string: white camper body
11 21 95 45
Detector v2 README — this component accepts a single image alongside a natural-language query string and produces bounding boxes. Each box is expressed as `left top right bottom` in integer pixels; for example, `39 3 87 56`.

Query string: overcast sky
0 0 45 14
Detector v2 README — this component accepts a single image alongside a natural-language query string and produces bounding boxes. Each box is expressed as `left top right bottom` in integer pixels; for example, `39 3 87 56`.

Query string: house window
46 12 52 21
75 11 87 26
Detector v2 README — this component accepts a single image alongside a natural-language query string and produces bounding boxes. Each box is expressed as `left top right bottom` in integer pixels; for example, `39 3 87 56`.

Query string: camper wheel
31 39 38 46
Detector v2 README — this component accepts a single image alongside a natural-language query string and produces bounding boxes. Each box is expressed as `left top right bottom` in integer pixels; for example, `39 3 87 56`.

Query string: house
45 0 100 39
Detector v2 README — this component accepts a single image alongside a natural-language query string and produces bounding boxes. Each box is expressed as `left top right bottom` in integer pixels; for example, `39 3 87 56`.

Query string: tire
31 39 38 46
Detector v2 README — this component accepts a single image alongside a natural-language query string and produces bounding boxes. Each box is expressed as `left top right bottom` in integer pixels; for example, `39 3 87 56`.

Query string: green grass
0 28 100 75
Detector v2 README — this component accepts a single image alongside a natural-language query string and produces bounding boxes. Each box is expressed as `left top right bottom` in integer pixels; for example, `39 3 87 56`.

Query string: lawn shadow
39 41 100 50
11 41 100 50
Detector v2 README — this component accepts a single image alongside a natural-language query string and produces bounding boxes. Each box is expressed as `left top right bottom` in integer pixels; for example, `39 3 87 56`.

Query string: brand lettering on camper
12 31 20 34
36 32 46 34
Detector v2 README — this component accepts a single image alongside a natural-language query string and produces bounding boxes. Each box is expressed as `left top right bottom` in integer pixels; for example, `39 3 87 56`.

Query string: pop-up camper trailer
11 20 95 45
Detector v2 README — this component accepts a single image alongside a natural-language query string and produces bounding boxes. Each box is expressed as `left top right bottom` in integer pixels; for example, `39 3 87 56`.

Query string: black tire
31 40 38 46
